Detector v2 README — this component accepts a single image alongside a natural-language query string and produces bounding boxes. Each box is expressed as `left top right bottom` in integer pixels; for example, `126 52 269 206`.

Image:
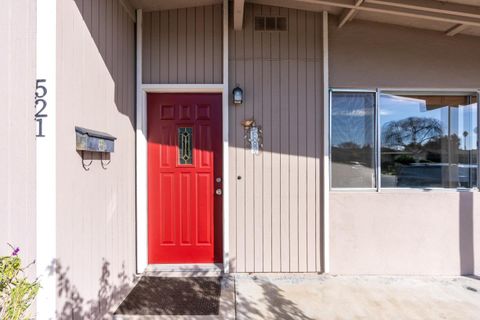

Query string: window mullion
376 89 381 192
477 91 480 190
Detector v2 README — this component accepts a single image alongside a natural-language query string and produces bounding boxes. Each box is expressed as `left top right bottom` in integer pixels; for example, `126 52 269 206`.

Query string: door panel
160 173 175 245
148 93 222 264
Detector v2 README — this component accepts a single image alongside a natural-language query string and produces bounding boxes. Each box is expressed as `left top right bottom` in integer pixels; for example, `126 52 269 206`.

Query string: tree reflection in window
383 117 443 155
380 94 478 188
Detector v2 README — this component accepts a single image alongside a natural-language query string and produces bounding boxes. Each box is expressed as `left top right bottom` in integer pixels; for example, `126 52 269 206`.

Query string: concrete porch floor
114 274 480 320
235 274 480 320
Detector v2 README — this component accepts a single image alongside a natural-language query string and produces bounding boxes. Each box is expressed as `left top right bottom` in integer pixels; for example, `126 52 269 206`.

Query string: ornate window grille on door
178 127 193 165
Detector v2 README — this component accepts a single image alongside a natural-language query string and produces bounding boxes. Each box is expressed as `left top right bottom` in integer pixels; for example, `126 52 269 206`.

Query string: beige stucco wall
55 0 136 317
329 18 480 89
0 0 36 267
329 17 480 275
330 192 479 275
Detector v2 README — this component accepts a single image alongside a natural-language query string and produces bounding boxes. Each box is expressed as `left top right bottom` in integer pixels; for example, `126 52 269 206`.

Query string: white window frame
330 88 480 192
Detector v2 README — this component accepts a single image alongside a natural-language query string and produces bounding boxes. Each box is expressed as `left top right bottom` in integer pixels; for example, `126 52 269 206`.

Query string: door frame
137 85 228 274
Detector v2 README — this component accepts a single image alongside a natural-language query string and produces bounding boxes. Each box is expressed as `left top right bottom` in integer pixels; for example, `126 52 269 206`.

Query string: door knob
215 188 223 195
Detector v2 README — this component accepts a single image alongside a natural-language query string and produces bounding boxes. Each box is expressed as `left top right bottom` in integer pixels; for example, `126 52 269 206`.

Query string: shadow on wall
72 0 135 129
48 259 133 320
228 3 325 273
459 192 475 275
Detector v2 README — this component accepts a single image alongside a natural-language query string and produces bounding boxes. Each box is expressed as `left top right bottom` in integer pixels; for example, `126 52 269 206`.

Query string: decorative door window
178 127 193 165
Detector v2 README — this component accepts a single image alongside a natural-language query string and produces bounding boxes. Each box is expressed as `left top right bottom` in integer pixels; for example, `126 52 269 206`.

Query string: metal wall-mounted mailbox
75 126 116 153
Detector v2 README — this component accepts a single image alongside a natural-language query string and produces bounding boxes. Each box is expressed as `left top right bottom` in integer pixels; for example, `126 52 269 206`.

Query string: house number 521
35 79 48 137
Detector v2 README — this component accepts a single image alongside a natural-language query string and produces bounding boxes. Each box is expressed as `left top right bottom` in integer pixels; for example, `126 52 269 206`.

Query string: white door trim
322 11 330 274
136 84 228 274
222 0 230 274
142 83 226 92
135 9 147 274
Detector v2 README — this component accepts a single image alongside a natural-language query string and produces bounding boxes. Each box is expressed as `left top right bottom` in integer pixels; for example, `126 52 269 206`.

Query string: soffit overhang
129 0 480 37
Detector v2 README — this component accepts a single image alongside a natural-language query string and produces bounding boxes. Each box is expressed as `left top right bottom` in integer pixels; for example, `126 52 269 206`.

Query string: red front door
147 93 223 264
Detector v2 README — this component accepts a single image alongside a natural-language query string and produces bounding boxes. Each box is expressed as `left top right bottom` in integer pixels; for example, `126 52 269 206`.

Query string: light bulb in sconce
232 86 243 104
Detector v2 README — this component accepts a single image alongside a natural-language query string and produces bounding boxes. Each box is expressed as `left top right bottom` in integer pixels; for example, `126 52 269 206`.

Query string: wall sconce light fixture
232 86 243 104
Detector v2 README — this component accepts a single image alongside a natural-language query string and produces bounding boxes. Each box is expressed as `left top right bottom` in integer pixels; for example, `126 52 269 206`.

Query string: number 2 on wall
35 79 48 137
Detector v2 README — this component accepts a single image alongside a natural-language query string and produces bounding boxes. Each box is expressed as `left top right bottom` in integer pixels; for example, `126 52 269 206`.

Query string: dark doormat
114 277 222 316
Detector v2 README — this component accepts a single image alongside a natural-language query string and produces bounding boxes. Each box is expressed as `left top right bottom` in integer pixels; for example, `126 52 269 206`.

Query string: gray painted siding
56 0 135 317
0 0 36 267
142 5 223 84
229 4 324 273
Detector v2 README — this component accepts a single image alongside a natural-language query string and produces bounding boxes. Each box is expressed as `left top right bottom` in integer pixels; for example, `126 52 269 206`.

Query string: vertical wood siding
0 0 36 269
229 4 324 272
56 0 135 318
142 5 223 84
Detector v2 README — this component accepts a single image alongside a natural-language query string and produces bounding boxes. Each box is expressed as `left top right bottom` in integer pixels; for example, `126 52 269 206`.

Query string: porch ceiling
129 0 222 12
130 0 480 37
249 0 480 37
